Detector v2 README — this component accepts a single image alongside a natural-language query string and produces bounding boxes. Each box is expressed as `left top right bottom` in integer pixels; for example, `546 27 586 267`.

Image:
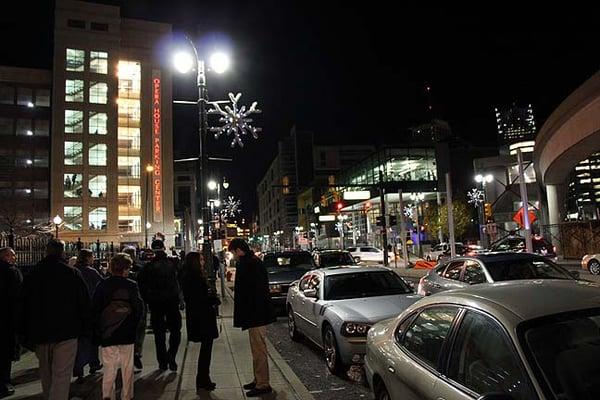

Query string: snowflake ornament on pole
208 93 262 148
220 196 242 219
467 188 484 207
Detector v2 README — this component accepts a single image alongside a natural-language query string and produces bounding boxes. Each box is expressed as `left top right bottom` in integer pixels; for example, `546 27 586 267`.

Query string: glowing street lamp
52 215 62 238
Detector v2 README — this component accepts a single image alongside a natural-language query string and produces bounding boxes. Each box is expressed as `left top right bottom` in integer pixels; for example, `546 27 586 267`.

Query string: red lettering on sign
152 76 162 222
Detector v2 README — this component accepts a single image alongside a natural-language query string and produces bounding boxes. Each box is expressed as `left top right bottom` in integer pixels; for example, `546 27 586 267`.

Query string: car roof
412 280 600 322
318 250 351 254
317 265 391 276
446 251 549 263
264 251 311 256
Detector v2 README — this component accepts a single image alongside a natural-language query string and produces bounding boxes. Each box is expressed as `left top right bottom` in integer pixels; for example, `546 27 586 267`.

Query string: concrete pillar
546 184 566 255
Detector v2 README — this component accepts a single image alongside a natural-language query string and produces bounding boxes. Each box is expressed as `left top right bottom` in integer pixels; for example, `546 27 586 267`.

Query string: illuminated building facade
50 0 175 246
567 152 600 220
494 103 537 145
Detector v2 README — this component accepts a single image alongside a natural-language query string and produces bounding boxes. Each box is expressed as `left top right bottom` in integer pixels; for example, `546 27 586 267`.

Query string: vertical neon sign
152 70 163 222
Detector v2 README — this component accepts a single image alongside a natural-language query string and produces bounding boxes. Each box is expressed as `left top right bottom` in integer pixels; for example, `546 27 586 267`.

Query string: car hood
326 294 421 323
268 268 311 284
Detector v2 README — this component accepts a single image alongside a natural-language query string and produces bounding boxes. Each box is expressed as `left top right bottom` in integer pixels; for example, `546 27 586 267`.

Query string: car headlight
269 284 282 294
341 322 371 337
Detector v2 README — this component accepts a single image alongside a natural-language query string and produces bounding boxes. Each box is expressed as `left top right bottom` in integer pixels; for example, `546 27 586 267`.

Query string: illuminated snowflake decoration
220 196 242 219
208 92 262 148
403 206 414 219
467 188 484 206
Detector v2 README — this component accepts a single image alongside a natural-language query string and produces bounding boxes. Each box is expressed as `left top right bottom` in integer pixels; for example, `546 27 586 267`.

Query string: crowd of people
0 237 276 399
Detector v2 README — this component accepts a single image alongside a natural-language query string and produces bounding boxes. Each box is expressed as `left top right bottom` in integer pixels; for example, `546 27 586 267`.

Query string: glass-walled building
50 0 175 246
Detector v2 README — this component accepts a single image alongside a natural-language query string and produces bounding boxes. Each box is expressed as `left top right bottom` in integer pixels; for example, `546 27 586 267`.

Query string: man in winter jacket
230 238 276 397
20 240 91 400
92 253 143 400
136 239 183 371
0 247 22 398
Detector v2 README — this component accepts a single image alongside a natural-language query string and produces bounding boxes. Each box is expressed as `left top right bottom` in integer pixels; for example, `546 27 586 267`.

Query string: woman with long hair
180 251 220 392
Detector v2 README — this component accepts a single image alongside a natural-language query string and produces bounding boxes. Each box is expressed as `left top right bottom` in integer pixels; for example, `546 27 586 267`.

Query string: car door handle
387 366 395 374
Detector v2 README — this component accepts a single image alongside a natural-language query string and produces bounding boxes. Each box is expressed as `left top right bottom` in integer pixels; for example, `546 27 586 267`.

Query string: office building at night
494 103 537 145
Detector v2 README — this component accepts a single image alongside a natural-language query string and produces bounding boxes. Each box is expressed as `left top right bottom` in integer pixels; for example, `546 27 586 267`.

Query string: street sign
319 215 336 222
343 190 371 200
214 239 223 252
513 207 537 228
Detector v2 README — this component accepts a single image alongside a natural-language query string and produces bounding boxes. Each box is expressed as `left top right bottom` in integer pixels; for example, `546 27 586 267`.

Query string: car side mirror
478 393 514 400
353 256 361 263
303 288 318 298
569 270 580 279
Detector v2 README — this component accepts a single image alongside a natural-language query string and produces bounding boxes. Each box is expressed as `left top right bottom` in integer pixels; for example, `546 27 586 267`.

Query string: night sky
2 1 599 222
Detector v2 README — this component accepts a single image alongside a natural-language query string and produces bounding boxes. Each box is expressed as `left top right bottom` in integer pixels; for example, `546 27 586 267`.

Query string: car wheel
375 381 391 400
589 260 600 275
426 255 431 261
323 325 342 374
287 307 301 341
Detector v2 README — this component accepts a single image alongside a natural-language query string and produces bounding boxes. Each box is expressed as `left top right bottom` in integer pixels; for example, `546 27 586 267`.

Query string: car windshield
263 253 314 271
324 271 412 300
485 258 573 281
520 308 600 399
319 252 355 267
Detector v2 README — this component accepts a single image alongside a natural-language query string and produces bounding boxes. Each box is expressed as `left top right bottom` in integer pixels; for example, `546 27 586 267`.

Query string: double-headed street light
173 43 231 283
474 174 493 248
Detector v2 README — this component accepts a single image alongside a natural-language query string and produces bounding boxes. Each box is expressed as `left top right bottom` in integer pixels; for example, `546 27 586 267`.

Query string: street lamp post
410 192 425 257
144 164 154 249
474 174 493 248
53 215 63 239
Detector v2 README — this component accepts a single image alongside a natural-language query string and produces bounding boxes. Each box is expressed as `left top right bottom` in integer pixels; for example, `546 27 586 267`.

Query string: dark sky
2 1 599 222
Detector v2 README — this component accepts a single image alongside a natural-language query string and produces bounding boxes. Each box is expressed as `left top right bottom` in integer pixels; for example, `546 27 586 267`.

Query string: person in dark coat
20 240 91 400
230 238 276 397
136 239 183 371
92 253 143 400
180 252 221 392
0 247 22 398
73 249 103 380
123 246 147 370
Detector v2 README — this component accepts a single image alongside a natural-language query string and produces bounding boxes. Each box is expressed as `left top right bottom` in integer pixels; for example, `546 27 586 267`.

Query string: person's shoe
158 363 168 371
74 376 85 384
196 381 216 392
243 381 256 390
246 386 273 397
134 355 143 370
168 360 178 372
90 364 103 374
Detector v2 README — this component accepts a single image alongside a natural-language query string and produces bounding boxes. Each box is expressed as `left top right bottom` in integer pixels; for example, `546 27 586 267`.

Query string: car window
485 258 573 282
347 247 357 252
442 261 464 281
307 275 320 291
318 252 355 267
433 245 442 252
461 260 487 285
448 311 536 399
263 253 314 270
361 247 378 253
400 306 459 368
520 308 600 399
325 271 412 300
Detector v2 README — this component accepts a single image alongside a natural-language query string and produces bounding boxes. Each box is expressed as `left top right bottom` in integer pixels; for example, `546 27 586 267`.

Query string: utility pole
398 189 408 268
446 173 456 257
379 170 388 266
517 149 533 252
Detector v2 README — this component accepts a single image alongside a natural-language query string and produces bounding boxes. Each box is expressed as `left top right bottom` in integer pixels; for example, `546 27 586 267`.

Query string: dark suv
489 235 556 259
263 251 316 308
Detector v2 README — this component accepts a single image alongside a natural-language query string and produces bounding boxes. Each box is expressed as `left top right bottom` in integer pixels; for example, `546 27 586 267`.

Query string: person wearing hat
136 239 183 371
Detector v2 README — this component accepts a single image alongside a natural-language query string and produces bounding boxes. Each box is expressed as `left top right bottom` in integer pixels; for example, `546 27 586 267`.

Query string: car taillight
553 246 557 253
417 277 427 296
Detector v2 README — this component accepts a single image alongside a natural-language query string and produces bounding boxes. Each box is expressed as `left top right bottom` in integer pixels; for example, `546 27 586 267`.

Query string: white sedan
347 246 393 264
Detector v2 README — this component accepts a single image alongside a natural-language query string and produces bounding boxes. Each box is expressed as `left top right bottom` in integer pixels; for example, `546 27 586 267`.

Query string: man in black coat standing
136 239 183 371
229 238 276 397
0 247 22 398
20 240 91 400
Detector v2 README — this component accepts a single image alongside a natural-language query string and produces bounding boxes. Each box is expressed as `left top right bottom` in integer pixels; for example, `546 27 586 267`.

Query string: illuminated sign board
343 190 371 200
318 215 336 222
152 71 163 222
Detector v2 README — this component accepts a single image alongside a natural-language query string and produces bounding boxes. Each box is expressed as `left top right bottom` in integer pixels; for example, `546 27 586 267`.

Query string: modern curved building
535 70 600 225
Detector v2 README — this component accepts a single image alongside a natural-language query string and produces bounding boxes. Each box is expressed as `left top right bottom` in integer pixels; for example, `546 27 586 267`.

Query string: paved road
267 317 372 400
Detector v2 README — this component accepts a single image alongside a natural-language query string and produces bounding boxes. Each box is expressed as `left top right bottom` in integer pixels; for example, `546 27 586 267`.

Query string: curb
223 285 316 400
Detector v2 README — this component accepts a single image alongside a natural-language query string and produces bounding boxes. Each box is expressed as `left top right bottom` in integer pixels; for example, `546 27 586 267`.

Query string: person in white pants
92 254 143 400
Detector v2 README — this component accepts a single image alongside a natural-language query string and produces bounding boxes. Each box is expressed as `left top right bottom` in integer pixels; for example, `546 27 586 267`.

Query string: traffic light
389 215 398 226
376 216 384 227
484 202 493 221
336 202 344 212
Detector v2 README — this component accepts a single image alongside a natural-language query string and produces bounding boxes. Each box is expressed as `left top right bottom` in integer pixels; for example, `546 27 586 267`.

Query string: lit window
89 81 108 104
89 112 107 135
64 173 83 198
64 141 83 165
90 51 108 74
63 206 83 230
89 175 107 198
65 80 84 102
65 110 83 133
89 207 107 230
66 48 85 72
17 88 33 106
89 143 107 166
35 89 50 107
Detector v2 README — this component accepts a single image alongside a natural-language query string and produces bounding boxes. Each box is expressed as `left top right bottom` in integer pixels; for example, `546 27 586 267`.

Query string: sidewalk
9 287 315 400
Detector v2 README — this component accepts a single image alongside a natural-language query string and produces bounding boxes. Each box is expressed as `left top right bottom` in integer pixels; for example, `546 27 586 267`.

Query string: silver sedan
286 266 421 375
365 279 600 400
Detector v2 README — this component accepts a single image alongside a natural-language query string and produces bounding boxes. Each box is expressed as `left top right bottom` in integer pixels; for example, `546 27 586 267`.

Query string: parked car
286 266 420 374
425 242 465 261
581 253 600 275
489 235 557 259
417 252 578 296
366 279 600 400
263 251 316 308
313 250 356 267
347 246 393 263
